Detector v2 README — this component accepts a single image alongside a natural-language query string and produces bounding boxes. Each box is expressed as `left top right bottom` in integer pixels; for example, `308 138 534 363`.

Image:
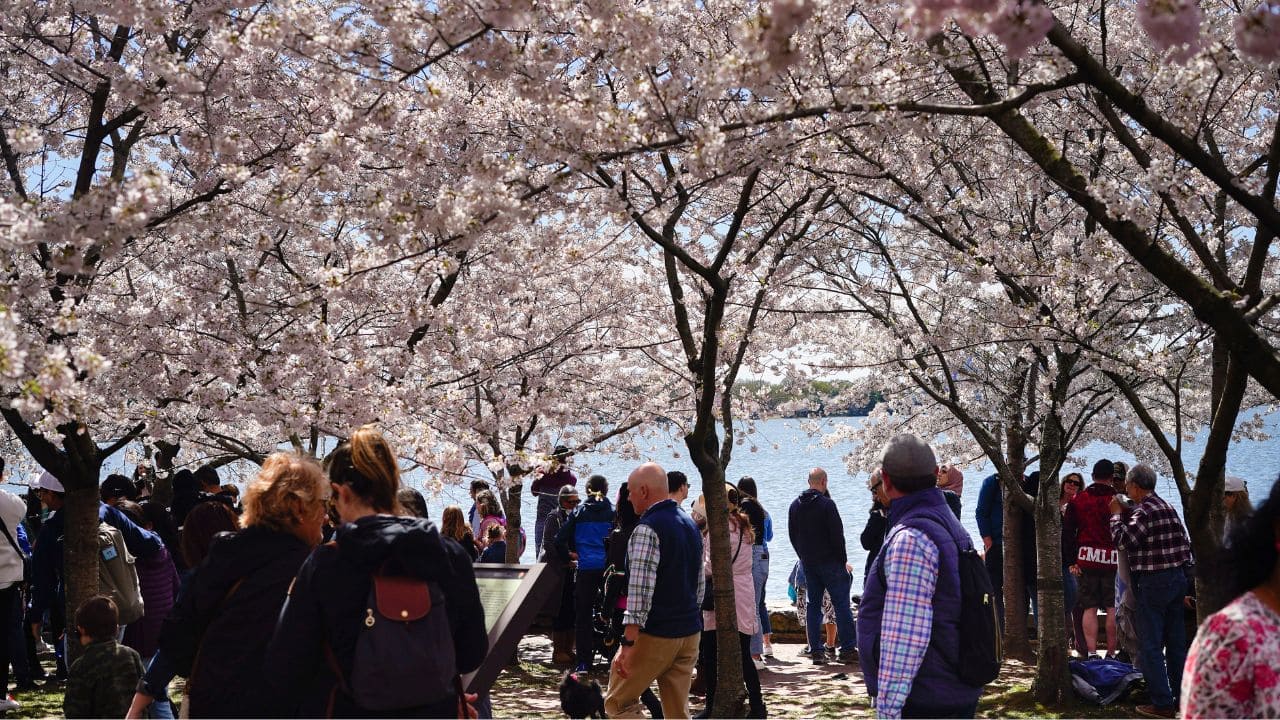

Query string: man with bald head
789 467 856 665
604 463 704 719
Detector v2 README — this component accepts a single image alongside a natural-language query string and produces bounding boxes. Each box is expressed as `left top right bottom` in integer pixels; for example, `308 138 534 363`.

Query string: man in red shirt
1064 459 1119 657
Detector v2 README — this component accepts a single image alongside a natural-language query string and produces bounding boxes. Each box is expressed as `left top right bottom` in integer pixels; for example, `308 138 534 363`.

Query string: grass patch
980 681 1143 719
9 681 66 719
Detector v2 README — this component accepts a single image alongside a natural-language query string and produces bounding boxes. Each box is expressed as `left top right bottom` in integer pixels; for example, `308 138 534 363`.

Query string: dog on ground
559 671 605 718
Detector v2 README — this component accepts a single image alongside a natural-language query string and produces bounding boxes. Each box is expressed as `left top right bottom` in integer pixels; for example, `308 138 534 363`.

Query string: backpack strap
0 515 24 560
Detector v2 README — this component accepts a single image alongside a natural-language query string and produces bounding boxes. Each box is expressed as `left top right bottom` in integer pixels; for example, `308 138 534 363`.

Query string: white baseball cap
34 471 64 493
1224 476 1246 493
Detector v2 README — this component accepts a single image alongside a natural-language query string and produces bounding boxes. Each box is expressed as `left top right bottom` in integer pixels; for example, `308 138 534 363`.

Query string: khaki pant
604 631 700 719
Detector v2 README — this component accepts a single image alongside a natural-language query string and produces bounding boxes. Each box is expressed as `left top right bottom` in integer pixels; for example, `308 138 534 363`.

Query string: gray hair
1127 463 1158 491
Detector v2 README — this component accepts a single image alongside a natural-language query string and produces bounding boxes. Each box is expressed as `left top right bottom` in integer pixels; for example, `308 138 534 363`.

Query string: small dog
559 671 605 719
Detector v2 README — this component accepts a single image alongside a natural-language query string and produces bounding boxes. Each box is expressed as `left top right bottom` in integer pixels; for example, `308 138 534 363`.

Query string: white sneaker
752 657 767 671
762 642 775 658
0 696 21 712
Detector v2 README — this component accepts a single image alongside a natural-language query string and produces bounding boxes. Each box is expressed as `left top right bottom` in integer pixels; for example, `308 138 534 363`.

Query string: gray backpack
98 522 144 625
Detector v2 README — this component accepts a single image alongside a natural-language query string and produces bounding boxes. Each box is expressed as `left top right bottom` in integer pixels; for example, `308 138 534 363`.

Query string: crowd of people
0 430 1274 719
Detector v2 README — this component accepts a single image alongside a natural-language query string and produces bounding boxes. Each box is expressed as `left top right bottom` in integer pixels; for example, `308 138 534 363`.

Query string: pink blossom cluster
899 0 1054 59
984 0 1057 59
1234 0 1280 65
1136 0 1204 58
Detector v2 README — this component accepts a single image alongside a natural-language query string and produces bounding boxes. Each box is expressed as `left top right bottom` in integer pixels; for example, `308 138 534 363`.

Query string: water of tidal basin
426 412 1280 601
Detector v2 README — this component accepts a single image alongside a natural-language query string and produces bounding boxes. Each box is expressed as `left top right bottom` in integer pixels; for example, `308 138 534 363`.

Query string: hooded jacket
1065 482 1119 571
267 515 487 718
158 525 312 718
788 489 847 566
556 495 615 572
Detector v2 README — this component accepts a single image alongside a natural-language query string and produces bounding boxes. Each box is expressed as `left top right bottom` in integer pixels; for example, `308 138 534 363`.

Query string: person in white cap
28 469 163 671
0 458 29 712
1224 476 1252 546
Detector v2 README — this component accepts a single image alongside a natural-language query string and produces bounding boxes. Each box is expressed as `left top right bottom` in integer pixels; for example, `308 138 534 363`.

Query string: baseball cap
881 434 937 478
34 471 64 493
1224 476 1246 493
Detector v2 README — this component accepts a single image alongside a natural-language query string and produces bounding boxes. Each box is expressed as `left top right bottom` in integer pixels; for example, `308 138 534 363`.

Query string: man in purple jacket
857 434 983 719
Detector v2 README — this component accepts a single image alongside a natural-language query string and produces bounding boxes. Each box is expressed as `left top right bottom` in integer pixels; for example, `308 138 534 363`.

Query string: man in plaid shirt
1109 463 1193 720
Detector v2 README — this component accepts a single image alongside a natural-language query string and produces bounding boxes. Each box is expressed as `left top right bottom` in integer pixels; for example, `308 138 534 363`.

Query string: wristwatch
619 637 636 647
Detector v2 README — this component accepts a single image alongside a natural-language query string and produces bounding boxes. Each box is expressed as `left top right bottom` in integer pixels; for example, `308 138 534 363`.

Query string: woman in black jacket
267 425 488 718
155 453 329 718
860 469 889 579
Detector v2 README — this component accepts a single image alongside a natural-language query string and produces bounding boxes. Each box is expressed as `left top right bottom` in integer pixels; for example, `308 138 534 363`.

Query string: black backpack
328 570 459 712
880 514 1002 686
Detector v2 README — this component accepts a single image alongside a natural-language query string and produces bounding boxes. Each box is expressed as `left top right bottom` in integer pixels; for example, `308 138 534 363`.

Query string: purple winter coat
123 545 180 659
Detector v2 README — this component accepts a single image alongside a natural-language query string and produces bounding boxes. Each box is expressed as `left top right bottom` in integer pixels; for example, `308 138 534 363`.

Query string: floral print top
1182 591 1280 719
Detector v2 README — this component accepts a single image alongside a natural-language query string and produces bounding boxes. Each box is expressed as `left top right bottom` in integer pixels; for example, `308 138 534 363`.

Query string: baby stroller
592 564 663 718
594 564 628 660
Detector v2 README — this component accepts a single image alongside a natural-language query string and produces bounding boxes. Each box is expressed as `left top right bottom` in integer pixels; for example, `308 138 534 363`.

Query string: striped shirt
622 523 706 629
1109 493 1192 572
876 527 940 719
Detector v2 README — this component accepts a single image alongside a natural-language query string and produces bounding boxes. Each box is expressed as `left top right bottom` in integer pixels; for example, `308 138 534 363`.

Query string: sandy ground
490 635 1053 719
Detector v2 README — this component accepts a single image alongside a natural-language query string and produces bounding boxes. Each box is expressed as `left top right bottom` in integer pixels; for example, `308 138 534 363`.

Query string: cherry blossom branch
1045 22 1280 236
940 48 1280 399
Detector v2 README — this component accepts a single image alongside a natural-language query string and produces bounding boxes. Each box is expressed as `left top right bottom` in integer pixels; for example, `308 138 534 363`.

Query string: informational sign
464 563 557 695
476 574 524 633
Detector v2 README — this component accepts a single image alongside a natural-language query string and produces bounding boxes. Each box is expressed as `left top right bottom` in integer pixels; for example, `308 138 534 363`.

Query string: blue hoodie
556 495 615 571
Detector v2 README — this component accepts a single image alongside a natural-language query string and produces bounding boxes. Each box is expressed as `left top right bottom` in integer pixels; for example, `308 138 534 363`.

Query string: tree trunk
686 427 744 718
1184 348 1246 618
1002 428 1031 659
63 483 101 664
503 478 525 564
1031 360 1073 704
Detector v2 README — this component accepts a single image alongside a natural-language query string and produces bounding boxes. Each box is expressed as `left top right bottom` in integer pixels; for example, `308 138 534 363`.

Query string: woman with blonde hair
442 504 479 561
137 453 329 718
267 425 487 717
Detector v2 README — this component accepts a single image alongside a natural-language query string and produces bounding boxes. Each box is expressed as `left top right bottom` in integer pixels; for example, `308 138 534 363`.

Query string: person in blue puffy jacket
556 474 615 672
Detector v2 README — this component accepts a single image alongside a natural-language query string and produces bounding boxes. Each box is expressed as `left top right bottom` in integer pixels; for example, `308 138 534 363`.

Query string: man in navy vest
604 463 703 719
857 434 983 719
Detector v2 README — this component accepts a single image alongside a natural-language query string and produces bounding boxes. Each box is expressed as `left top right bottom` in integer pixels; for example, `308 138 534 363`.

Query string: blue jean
750 545 770 655
1132 567 1188 709
802 561 855 654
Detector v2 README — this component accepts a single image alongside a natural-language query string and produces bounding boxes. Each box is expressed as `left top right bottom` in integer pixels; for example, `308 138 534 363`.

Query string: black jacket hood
334 515 455 579
796 488 828 505
207 524 309 578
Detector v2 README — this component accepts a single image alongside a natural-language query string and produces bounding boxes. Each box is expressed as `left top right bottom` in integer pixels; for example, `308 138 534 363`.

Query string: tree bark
1030 353 1075 704
64 483 100 665
1184 349 1247 618
503 477 525 564
1002 426 1031 659
686 425 744 718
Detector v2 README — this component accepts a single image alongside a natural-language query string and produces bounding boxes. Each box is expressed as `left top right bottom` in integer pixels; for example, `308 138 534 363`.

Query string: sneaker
837 648 858 664
752 657 767 671
762 642 774 658
798 645 814 657
1136 705 1177 719
811 652 829 666
0 696 20 713
574 662 591 674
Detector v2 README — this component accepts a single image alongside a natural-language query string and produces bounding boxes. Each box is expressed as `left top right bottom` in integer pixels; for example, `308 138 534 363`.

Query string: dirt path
489 636 1096 718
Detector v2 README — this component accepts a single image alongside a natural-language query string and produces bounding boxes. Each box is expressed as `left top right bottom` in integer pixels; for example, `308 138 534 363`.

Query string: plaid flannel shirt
876 527 940 720
1109 493 1191 572
622 523 705 629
